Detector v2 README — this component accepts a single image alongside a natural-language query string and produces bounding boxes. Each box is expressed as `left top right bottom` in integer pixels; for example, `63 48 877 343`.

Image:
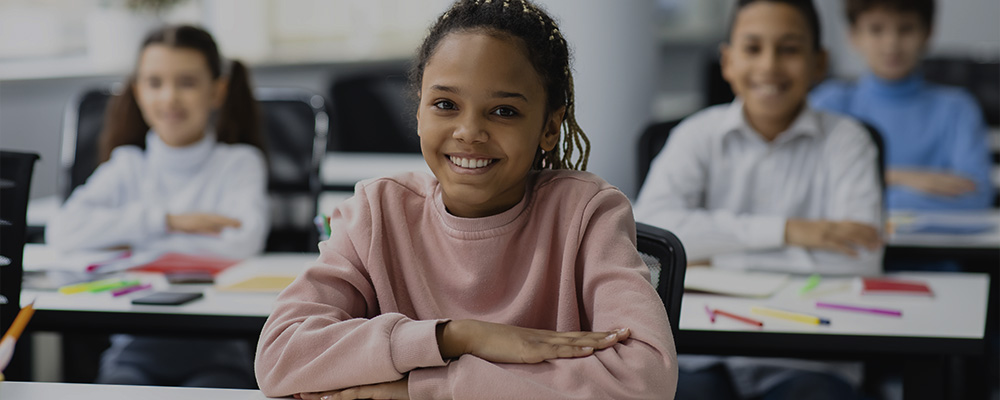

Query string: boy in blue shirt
811 0 994 211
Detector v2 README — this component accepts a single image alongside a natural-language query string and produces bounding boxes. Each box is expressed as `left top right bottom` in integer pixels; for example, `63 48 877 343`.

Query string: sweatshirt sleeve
255 184 448 397
633 120 786 262
407 188 678 400
45 148 169 251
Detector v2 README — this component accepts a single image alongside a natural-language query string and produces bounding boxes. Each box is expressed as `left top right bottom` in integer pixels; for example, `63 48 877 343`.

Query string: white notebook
684 267 790 298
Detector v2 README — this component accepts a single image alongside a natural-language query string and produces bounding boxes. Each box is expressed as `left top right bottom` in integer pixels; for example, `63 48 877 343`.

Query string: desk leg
903 356 948 400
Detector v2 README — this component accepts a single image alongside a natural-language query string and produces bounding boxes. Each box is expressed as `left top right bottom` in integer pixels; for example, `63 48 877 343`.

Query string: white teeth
449 156 494 169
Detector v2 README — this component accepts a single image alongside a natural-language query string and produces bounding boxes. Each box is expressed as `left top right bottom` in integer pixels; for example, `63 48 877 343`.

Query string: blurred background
1 0 997 201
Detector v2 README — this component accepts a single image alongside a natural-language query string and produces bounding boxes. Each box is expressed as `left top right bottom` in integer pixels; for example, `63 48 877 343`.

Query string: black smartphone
131 291 204 306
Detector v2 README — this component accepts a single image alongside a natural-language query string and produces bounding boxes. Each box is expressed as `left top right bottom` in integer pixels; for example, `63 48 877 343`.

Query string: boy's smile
416 31 560 218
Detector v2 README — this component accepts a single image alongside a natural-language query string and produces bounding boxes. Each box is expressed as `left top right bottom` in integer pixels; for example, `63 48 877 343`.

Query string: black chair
636 222 687 339
636 119 683 190
0 150 39 380
60 86 329 252
255 88 329 252
923 57 999 127
327 67 420 154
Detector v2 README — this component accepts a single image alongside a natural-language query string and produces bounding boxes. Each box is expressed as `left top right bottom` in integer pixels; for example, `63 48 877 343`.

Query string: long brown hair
410 0 590 171
98 24 263 162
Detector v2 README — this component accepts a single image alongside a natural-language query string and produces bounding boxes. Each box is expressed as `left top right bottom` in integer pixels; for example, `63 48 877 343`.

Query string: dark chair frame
0 150 40 380
636 222 687 339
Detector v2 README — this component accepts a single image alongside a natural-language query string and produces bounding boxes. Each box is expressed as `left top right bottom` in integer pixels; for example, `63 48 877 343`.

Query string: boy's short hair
728 0 823 51
846 0 935 30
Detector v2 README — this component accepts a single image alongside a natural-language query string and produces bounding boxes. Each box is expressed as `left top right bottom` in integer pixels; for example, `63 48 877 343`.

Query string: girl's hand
166 213 242 235
886 170 977 197
437 319 629 364
785 219 881 257
299 377 409 400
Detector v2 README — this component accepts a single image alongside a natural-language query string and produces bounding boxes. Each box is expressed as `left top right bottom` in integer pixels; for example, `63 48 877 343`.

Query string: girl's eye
778 46 801 55
492 107 518 118
178 77 198 88
433 100 455 110
147 77 162 88
742 44 761 54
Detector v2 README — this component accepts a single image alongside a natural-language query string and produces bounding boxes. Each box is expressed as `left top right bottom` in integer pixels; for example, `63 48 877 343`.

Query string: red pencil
712 308 764 327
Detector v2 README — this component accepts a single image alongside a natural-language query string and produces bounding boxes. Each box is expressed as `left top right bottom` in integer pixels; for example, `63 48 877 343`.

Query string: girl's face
416 31 561 218
721 2 826 134
134 45 226 147
850 8 929 81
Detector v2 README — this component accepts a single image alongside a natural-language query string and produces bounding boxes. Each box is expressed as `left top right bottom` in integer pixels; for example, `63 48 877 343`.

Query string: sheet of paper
22 244 128 272
684 267 790 298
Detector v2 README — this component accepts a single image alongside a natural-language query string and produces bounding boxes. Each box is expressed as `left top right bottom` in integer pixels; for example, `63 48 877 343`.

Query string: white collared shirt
634 99 883 275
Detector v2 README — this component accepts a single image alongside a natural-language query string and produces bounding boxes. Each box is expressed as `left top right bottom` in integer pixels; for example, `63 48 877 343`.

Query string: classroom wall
1 0 998 201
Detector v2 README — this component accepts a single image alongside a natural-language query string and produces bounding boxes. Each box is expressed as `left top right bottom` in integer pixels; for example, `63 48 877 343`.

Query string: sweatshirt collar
432 173 535 237
858 71 924 98
146 130 216 173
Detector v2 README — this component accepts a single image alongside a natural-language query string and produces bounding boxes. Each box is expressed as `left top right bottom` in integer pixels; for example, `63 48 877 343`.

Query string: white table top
21 246 317 318
679 272 989 340
0 381 271 400
887 210 1000 249
321 151 430 187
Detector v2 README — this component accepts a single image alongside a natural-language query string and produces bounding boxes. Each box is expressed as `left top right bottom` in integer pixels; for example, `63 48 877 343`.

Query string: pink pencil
111 283 152 297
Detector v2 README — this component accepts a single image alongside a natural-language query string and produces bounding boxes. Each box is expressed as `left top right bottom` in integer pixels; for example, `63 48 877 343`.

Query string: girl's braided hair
409 0 590 170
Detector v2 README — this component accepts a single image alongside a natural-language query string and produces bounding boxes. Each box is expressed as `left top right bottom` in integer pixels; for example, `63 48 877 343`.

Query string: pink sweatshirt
255 170 677 399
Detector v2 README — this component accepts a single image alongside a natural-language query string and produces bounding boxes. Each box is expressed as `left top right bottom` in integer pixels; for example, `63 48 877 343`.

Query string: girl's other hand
886 170 977 197
166 213 241 235
437 320 629 364
299 377 409 400
785 219 881 257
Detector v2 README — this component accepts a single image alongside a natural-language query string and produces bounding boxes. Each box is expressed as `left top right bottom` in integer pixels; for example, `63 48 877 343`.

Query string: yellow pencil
0 300 36 372
751 306 830 325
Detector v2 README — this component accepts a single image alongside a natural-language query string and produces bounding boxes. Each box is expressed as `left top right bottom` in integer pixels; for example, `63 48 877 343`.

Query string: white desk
677 272 991 400
680 272 988 343
21 247 317 337
887 210 1000 250
0 381 271 400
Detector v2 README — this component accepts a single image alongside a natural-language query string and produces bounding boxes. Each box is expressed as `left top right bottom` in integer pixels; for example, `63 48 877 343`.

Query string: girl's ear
540 106 565 152
213 77 229 110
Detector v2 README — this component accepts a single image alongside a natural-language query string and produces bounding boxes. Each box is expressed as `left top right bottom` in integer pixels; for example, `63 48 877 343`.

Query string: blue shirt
811 73 994 210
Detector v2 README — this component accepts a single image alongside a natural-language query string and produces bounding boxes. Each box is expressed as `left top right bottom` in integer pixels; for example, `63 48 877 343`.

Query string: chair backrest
255 88 329 252
0 151 39 344
923 57 999 127
60 86 329 252
327 68 420 154
636 222 687 339
636 119 683 191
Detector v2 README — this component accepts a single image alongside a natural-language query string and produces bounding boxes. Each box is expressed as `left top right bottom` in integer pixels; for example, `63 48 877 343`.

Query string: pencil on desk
0 299 36 372
816 301 902 317
712 308 763 327
752 306 830 325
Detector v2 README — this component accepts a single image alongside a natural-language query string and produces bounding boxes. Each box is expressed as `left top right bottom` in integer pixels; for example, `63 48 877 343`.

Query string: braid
412 0 591 171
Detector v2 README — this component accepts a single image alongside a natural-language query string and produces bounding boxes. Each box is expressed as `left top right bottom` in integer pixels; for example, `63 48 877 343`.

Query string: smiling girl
47 25 268 388
255 1 676 399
